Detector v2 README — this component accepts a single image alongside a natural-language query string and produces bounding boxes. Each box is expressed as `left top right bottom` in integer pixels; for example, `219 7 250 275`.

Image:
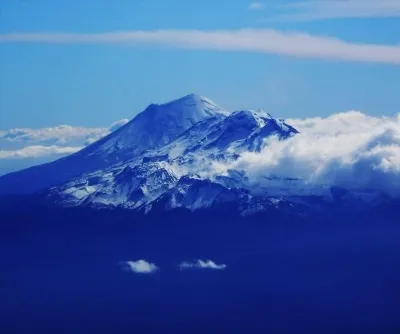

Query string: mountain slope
155 108 297 160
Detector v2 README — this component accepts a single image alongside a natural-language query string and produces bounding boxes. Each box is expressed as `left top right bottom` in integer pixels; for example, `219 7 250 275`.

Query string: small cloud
122 260 159 274
249 2 265 10
109 119 130 132
178 259 227 270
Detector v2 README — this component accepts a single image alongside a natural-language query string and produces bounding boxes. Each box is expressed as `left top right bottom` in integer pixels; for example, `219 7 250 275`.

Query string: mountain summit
79 93 228 160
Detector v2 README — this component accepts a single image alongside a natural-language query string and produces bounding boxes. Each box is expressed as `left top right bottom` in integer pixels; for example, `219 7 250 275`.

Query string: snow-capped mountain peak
160 93 230 118
83 93 229 158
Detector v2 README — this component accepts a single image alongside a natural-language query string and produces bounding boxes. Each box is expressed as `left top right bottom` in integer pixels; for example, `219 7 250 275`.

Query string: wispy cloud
271 0 400 21
248 2 266 10
0 29 400 64
178 259 227 270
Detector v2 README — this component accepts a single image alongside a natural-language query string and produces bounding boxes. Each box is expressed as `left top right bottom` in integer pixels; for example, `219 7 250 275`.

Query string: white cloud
0 145 83 159
0 125 106 147
0 120 131 147
178 259 227 270
273 0 400 21
122 260 159 274
1 29 400 64
0 118 129 160
214 111 400 196
249 2 265 10
0 119 130 174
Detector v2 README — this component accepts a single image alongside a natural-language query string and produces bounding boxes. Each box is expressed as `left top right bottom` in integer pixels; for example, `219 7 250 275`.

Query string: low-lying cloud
179 259 227 270
1 29 400 64
0 119 128 150
122 260 159 274
0 119 129 159
0 145 83 159
0 125 106 147
0 119 129 174
215 111 400 196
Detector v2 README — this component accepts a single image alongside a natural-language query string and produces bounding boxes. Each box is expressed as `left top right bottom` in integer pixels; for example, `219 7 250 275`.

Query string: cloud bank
179 259 227 270
0 125 107 150
215 111 400 196
0 119 129 159
1 29 400 64
0 119 129 175
122 260 159 274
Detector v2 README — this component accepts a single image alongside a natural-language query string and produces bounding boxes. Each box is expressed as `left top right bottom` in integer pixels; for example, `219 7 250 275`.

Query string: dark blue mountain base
2 200 400 334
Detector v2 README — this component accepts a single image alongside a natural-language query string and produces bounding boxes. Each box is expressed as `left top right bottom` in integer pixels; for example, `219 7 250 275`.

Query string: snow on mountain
153 108 297 164
143 175 278 215
213 109 298 152
84 93 229 158
49 161 180 209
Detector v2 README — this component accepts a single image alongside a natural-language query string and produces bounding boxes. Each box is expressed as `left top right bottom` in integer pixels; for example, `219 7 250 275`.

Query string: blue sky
0 0 400 130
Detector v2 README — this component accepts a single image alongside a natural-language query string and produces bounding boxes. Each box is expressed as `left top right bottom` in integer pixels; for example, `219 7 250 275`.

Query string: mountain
0 94 389 216
39 97 301 213
0 94 227 195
